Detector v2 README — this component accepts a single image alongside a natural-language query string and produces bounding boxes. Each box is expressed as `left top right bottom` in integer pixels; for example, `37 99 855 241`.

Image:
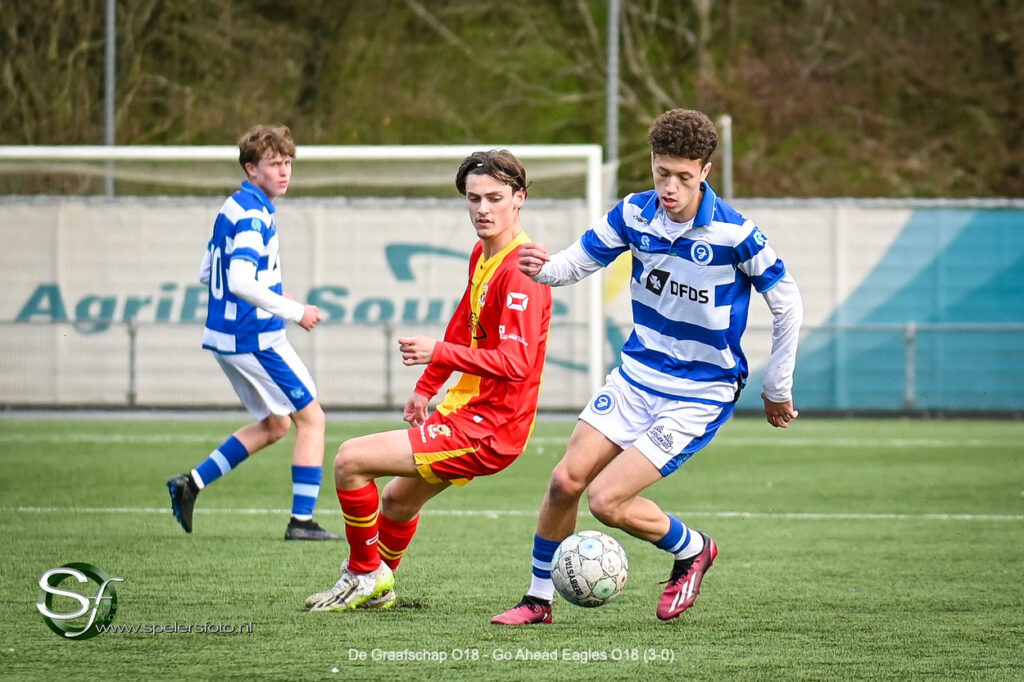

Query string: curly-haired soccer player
492 109 803 624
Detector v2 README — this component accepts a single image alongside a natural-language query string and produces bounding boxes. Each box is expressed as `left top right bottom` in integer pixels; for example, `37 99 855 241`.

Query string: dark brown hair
237 125 296 170
455 149 529 195
648 109 718 165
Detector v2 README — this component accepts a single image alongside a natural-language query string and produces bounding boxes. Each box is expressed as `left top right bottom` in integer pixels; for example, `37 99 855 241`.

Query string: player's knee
547 464 587 504
264 415 291 443
333 440 364 483
587 488 625 528
380 487 417 522
293 401 325 432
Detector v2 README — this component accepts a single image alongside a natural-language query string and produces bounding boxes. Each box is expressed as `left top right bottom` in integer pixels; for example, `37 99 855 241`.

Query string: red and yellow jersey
414 231 552 455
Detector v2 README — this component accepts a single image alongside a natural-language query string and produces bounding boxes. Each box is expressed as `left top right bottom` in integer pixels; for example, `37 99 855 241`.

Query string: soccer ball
551 530 628 607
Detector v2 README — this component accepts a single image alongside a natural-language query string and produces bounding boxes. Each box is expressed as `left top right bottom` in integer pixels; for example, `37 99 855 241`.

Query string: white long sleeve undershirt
760 273 802 403
198 249 212 285
225 258 305 323
533 239 601 287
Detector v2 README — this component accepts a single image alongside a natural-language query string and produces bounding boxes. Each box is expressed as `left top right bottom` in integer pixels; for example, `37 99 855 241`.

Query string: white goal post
0 143 608 396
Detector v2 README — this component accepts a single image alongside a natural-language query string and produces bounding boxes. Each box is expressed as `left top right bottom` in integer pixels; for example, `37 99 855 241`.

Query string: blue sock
192 436 249 488
530 535 562 579
654 514 701 557
290 465 322 521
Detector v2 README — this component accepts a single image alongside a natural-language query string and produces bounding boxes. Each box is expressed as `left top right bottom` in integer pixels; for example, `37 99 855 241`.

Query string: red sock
337 482 381 573
377 514 420 570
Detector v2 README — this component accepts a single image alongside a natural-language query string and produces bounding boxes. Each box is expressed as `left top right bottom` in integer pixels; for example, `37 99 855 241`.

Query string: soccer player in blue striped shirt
493 109 803 624
167 125 339 541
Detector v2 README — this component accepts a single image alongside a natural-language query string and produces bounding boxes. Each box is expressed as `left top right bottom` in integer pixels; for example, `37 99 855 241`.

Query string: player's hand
519 242 550 277
404 393 429 427
762 392 798 428
398 336 436 366
298 304 322 331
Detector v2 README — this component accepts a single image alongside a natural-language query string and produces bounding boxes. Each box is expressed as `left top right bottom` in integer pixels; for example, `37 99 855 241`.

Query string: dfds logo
37 562 124 640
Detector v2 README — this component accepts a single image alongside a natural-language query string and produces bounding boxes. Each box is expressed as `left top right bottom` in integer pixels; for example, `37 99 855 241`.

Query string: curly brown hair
455 149 530 196
237 125 296 170
648 109 718 165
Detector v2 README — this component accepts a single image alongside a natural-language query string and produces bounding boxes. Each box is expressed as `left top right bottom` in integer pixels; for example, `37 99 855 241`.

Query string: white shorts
578 369 735 477
213 342 317 420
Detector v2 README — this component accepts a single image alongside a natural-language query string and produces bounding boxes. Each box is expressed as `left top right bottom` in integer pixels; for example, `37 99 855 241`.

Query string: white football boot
306 561 395 612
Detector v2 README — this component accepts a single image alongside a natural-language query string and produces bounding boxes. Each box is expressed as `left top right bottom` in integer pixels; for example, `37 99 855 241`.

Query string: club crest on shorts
427 423 452 439
591 392 615 414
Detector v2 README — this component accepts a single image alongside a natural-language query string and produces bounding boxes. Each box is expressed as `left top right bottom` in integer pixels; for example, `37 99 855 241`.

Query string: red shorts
407 410 519 486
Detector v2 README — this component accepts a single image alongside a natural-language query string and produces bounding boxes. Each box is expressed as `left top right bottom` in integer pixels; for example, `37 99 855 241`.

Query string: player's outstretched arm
527 239 604 286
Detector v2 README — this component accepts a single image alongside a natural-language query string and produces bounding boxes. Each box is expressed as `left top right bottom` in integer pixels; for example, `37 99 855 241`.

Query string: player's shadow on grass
301 599 427 613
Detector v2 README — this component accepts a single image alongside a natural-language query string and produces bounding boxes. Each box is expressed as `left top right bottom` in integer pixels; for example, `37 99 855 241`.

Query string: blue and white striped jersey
202 181 288 353
581 183 787 405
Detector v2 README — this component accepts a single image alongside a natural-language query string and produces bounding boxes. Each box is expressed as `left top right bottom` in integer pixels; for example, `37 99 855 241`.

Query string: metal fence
3 320 1022 413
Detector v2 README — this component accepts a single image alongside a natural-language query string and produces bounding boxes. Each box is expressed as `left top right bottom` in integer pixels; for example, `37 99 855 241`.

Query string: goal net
0 144 607 410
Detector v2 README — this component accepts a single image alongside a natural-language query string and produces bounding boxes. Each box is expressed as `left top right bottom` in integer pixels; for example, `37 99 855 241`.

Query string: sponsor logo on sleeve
506 292 529 311
498 324 528 346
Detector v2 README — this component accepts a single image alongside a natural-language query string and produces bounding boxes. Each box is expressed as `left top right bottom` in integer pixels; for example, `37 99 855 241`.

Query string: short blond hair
237 125 296 170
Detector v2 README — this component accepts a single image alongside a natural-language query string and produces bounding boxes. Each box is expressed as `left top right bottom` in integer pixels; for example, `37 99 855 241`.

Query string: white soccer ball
551 530 629 607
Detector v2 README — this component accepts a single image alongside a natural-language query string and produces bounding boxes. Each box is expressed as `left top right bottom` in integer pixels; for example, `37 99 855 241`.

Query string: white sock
528 575 556 602
673 531 705 560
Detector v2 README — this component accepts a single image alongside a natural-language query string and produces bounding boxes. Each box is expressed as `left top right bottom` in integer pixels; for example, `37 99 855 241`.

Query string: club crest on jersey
640 235 651 251
506 292 529 311
591 392 615 414
648 425 674 453
478 284 488 308
752 229 767 247
690 239 714 266
645 269 670 296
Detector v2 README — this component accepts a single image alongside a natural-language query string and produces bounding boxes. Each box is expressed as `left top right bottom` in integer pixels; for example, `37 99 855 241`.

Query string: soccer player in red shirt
306 149 552 611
